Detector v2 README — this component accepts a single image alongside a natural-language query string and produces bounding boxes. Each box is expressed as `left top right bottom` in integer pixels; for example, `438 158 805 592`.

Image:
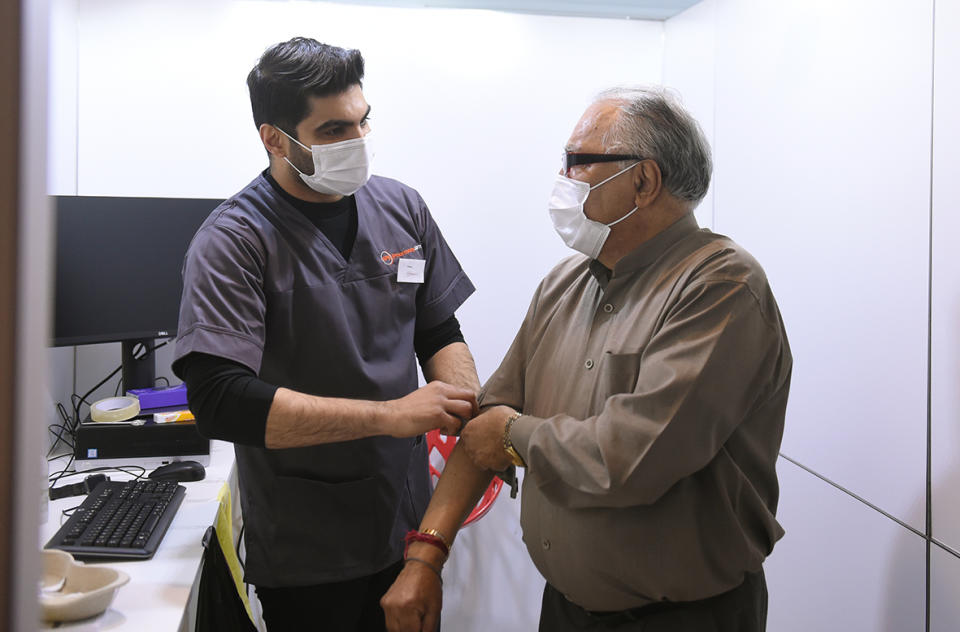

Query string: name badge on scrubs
397 258 425 284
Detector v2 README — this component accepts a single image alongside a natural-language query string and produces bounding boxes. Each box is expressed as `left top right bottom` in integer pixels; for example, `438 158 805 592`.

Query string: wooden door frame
0 0 23 623
3 0 50 628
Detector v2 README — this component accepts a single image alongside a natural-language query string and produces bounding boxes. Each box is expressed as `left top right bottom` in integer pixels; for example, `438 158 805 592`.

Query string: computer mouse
148 460 206 483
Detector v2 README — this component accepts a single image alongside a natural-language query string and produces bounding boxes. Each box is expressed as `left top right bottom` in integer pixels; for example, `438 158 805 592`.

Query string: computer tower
73 420 211 471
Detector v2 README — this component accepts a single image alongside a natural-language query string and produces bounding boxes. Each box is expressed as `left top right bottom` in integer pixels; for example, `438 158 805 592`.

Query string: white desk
40 440 238 631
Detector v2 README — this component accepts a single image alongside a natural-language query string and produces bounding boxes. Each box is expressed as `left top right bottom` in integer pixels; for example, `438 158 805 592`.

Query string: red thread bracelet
404 529 449 559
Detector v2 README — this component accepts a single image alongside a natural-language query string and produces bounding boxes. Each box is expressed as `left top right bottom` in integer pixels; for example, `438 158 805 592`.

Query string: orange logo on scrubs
380 244 422 265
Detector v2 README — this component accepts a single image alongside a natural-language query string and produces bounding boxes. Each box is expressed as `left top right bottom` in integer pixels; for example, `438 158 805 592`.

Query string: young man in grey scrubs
173 37 491 631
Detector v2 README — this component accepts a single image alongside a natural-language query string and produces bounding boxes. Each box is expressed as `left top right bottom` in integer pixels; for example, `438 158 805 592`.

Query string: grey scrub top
174 173 475 586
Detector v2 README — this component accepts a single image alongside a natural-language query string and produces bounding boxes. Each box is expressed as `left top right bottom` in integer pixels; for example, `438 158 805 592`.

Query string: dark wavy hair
246 37 364 138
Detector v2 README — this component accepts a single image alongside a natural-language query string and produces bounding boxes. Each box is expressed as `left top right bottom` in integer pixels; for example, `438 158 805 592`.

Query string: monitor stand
121 338 156 393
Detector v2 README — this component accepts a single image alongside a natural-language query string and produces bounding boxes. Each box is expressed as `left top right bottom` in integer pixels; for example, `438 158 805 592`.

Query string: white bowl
39 549 129 622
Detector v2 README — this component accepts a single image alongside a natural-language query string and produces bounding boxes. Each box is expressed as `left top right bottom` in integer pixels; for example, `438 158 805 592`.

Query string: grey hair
596 86 712 204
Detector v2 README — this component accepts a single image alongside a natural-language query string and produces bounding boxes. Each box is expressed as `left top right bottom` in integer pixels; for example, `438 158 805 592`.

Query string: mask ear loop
275 126 314 177
589 161 642 191
597 162 642 227
282 155 307 176
606 206 639 228
275 126 311 151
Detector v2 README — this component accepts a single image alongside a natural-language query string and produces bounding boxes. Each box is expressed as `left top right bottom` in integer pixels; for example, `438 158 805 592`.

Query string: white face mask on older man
548 161 640 260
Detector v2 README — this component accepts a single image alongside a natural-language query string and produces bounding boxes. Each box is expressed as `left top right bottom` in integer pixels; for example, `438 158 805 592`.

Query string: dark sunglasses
561 152 645 173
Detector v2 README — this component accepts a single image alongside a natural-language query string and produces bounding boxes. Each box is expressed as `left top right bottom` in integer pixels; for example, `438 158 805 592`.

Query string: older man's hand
381 554 443 632
460 405 517 471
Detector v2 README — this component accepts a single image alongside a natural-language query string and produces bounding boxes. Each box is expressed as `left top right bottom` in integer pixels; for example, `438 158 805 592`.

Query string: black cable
47 453 76 491
236 523 246 572
60 504 83 526
110 465 148 480
48 464 147 485
46 424 75 453
72 365 122 425
48 341 170 512
56 401 72 426
53 402 75 440
154 376 170 388
70 340 170 423
69 394 85 427
47 423 74 454
48 403 79 461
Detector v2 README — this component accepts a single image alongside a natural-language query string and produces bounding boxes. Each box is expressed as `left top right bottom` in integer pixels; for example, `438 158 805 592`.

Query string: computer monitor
52 196 223 393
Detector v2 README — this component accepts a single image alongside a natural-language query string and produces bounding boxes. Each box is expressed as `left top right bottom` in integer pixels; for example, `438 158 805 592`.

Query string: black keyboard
46 479 186 560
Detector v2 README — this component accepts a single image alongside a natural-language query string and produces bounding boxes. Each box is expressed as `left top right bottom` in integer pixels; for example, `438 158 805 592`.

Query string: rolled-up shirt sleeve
510 280 786 509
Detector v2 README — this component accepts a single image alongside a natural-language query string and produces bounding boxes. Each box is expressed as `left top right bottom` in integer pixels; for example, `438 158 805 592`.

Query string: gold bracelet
420 528 450 550
503 411 526 467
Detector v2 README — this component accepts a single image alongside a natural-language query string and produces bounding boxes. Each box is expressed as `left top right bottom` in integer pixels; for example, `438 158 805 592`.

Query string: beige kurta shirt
481 213 792 611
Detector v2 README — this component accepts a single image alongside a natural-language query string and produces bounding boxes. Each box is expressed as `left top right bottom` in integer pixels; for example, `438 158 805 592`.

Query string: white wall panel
45 0 80 437
931 544 960 632
663 0 716 230
766 458 926 632
931 0 960 554
712 0 933 528
47 0 77 195
74 343 125 405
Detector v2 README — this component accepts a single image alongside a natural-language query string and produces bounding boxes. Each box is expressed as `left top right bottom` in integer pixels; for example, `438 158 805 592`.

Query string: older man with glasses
382 86 793 632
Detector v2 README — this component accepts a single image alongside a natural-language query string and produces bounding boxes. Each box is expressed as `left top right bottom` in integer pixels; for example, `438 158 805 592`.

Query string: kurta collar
589 213 700 284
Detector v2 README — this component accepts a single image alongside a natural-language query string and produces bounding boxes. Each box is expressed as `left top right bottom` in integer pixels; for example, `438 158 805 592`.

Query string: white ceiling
318 0 703 20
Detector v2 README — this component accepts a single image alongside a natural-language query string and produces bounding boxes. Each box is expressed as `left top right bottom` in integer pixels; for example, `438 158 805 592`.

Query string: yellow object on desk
153 410 195 424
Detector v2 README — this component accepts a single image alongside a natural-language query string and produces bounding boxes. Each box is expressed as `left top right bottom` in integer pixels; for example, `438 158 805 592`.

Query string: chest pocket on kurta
599 350 644 402
597 310 660 403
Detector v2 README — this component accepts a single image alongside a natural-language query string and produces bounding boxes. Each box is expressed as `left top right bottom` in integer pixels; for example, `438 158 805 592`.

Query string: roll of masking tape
89 396 140 423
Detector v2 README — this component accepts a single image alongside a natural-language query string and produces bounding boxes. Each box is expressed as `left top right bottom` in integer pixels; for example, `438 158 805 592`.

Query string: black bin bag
196 525 257 632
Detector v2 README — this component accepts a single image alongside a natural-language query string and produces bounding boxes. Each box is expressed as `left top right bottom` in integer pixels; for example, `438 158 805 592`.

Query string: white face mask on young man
278 128 374 196
548 162 640 260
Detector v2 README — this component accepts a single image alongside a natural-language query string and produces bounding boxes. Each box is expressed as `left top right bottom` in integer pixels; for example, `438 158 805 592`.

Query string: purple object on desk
127 383 188 411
